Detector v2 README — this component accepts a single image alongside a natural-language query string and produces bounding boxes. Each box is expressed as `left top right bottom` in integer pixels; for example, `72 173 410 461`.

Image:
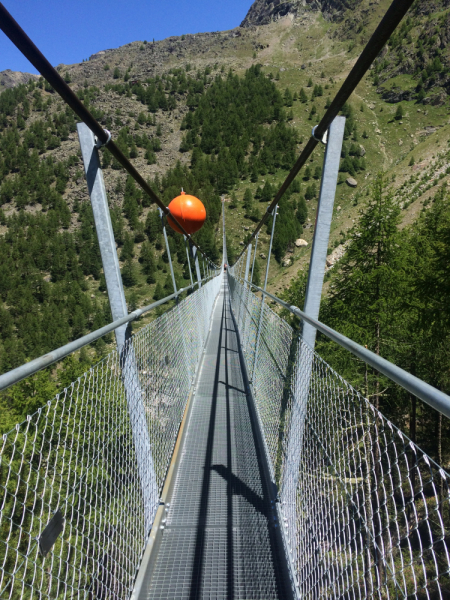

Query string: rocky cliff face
0 69 38 91
240 0 363 27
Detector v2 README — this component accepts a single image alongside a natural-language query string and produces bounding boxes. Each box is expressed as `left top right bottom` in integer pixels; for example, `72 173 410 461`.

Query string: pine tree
296 197 308 224
299 88 308 103
252 258 261 287
120 231 135 261
128 291 139 312
122 258 137 287
284 88 293 107
320 174 403 402
153 281 164 300
243 188 253 215
139 241 156 277
260 181 273 203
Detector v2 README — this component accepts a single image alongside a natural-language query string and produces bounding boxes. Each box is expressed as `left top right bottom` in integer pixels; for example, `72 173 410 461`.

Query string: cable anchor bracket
312 126 328 145
95 129 112 148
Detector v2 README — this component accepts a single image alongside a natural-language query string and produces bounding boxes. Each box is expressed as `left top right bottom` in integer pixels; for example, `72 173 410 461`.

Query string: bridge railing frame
227 270 450 600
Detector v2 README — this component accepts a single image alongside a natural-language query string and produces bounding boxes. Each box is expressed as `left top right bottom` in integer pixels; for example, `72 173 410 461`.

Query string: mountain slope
1 0 450 393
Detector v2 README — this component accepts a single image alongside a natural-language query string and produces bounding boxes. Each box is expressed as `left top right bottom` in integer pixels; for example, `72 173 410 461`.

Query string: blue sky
0 0 251 73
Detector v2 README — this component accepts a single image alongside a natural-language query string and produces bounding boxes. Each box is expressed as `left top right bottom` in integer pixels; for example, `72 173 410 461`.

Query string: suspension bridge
1 0 450 598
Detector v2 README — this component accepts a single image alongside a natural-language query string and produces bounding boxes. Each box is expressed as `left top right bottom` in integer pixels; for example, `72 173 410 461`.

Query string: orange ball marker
167 191 206 235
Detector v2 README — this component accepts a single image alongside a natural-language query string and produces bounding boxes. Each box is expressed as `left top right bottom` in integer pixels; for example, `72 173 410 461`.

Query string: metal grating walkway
139 278 288 599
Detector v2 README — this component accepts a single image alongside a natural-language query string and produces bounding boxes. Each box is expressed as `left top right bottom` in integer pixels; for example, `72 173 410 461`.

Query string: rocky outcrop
380 87 413 104
240 0 363 27
0 69 38 90
326 241 349 270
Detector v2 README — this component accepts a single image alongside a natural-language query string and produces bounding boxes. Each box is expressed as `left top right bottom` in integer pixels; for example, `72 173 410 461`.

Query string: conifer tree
139 241 156 278
122 258 137 287
395 104 404 120
320 174 403 403
153 281 164 300
297 197 308 224
243 188 253 215
299 88 308 103
284 88 293 107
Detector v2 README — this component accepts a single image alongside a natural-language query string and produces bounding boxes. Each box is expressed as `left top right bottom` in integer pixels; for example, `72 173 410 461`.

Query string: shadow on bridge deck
137 277 291 599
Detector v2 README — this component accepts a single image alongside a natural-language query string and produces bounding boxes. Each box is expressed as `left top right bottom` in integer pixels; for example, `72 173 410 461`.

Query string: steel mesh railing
0 274 222 600
228 270 450 599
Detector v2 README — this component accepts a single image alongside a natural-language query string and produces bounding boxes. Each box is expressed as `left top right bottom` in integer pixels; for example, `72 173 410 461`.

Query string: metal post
184 235 194 287
77 123 157 534
302 115 346 349
222 198 227 267
280 116 346 568
159 208 177 296
251 205 278 382
237 244 252 328
239 244 253 344
244 244 252 289
191 242 202 288
250 232 259 285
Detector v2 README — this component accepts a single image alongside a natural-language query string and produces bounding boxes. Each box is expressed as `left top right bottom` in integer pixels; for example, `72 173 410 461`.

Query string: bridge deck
139 278 288 599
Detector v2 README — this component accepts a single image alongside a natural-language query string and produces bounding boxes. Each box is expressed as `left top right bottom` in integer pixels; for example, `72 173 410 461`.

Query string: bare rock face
0 69 38 90
240 0 363 27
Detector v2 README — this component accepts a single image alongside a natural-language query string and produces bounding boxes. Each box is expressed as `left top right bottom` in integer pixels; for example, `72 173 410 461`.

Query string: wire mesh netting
0 274 222 600
228 268 450 599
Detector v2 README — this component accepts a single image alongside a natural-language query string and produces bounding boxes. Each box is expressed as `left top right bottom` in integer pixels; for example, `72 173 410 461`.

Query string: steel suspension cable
233 0 415 265
0 3 217 267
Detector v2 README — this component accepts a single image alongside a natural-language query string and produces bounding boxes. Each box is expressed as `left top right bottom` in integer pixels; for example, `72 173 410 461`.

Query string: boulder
359 145 366 157
295 239 308 247
282 258 291 267
260 253 266 259
346 177 358 188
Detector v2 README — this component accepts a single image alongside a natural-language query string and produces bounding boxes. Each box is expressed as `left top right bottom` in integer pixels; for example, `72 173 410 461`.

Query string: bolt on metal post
281 117 346 568
251 204 278 383
77 123 157 534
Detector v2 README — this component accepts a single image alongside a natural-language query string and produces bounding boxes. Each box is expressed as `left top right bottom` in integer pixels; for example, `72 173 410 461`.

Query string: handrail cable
0 3 218 268
236 276 450 420
0 275 216 393
233 0 415 265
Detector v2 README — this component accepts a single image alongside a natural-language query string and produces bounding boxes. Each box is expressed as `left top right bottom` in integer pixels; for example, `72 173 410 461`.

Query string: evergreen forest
283 175 450 471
